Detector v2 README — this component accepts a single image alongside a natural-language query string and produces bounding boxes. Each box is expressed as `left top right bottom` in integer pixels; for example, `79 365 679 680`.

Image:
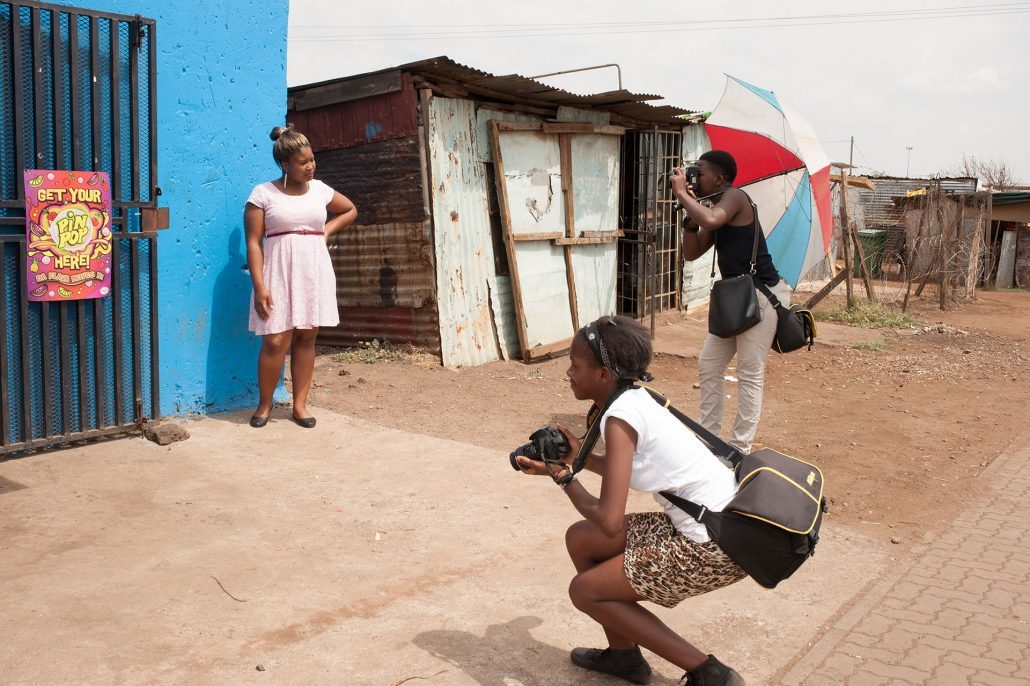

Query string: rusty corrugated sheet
289 73 418 153
316 136 426 225
318 305 441 354
427 96 501 367
328 222 435 309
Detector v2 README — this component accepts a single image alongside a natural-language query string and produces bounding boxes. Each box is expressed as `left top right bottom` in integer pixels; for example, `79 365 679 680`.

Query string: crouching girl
515 315 748 686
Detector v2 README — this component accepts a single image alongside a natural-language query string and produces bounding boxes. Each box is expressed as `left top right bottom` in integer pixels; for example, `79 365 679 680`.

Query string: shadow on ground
413 616 680 685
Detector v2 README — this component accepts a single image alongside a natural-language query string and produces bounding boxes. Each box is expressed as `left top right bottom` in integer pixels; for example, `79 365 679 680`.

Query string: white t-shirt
600 387 738 542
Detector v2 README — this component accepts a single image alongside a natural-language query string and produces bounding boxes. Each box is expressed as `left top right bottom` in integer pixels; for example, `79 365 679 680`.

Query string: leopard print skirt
623 511 747 608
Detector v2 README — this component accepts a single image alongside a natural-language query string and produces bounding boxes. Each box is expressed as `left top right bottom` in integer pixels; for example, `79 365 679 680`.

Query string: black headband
581 320 653 383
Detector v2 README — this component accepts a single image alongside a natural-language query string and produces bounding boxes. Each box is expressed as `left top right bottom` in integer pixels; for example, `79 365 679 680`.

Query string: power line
293 3 1029 30
291 4 1030 41
851 140 881 174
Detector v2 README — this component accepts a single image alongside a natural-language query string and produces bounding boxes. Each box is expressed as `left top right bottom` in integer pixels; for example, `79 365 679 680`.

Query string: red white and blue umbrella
705 76 833 287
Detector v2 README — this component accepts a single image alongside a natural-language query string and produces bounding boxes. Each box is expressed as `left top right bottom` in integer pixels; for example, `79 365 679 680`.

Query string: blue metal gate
1 0 159 455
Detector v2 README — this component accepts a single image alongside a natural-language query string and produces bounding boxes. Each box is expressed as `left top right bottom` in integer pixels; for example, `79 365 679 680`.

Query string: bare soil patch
305 290 1030 547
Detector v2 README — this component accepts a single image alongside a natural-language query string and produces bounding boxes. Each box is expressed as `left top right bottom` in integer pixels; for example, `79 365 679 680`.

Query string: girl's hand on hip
254 287 273 321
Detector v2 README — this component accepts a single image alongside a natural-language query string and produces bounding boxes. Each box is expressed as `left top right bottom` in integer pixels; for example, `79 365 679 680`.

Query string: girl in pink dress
244 124 357 428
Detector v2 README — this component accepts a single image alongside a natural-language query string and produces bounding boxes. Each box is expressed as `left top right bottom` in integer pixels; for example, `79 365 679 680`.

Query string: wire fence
838 181 991 310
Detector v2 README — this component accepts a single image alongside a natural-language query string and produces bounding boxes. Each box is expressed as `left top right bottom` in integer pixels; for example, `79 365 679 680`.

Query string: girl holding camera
671 150 791 455
516 315 747 686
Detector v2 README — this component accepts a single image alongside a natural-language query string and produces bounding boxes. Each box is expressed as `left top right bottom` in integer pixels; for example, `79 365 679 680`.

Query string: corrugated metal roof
987 191 1030 205
288 56 695 126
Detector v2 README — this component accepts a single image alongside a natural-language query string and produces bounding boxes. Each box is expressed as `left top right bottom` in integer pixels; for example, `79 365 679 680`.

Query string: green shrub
814 299 915 328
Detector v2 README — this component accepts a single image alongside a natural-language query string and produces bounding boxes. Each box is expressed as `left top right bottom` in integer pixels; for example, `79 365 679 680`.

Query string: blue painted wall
49 0 290 415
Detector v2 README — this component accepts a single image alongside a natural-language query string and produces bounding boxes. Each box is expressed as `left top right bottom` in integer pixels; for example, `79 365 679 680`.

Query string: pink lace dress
246 179 340 336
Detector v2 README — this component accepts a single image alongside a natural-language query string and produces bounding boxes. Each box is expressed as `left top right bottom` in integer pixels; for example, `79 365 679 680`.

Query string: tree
947 154 1022 189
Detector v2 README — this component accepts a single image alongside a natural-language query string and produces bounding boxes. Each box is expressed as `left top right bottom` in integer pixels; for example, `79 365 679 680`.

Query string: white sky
287 1 1030 184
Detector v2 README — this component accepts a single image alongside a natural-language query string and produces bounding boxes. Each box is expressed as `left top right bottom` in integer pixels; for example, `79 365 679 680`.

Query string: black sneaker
570 645 652 685
678 654 745 686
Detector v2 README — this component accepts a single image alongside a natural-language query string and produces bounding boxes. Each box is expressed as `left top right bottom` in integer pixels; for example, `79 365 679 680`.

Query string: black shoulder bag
755 282 817 353
707 198 762 338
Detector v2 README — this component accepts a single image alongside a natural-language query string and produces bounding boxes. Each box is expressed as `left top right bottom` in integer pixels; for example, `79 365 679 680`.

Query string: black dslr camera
509 426 569 471
684 164 700 195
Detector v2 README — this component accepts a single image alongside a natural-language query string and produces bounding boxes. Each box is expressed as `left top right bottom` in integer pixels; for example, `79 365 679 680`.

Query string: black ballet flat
249 415 269 428
291 414 316 429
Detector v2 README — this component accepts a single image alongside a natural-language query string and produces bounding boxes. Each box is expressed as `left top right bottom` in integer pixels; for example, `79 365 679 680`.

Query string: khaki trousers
698 279 792 453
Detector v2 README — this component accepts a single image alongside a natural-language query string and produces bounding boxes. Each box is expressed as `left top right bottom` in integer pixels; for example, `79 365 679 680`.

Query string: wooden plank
413 78 469 99
523 337 574 360
582 230 623 239
547 122 625 136
560 133 580 330
488 119 530 360
554 236 619 245
478 102 557 118
291 71 402 111
511 232 564 241
839 174 854 306
966 198 986 297
494 121 625 136
850 221 876 300
804 270 848 310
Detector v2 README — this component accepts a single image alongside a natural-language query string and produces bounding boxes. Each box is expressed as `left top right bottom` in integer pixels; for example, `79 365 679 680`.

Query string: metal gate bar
1 2 157 223
1 0 159 455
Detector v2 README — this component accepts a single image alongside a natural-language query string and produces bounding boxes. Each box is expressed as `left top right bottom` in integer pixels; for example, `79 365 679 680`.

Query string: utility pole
906 147 914 177
849 136 854 167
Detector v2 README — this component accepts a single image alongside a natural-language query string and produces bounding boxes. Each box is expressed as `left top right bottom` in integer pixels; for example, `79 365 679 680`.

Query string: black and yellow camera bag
572 386 827 589
757 282 816 353
645 388 826 589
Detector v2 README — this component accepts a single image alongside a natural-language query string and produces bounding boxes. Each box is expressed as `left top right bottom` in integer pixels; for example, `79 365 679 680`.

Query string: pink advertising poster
24 169 113 302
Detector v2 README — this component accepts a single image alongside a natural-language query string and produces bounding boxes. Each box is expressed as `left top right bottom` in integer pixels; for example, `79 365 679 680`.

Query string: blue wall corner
48 0 290 416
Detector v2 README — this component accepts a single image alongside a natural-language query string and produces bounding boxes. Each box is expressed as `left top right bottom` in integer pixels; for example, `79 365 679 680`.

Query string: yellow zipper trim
730 509 821 535
736 466 824 507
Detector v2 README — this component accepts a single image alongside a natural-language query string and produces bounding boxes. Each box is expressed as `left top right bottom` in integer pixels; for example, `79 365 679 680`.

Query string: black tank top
713 196 781 287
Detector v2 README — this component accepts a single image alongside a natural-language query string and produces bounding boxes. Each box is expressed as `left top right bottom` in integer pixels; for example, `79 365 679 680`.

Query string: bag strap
659 488 709 522
569 384 634 474
571 385 744 472
639 387 743 466
755 281 784 309
641 388 743 525
569 385 743 525
710 192 762 280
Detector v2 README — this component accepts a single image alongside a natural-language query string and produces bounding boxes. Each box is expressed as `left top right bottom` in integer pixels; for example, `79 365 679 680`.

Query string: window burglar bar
617 128 683 329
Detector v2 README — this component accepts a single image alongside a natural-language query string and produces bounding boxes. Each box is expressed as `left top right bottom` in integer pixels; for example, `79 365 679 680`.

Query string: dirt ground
307 288 1030 549
3 288 1028 685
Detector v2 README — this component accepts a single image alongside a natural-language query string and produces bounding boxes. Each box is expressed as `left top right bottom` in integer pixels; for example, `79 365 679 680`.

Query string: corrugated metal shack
287 57 696 367
852 176 978 232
